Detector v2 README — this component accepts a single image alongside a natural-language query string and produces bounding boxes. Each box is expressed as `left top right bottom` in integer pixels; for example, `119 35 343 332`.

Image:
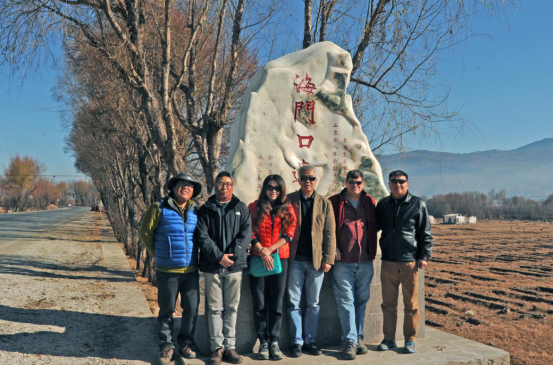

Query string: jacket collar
387 191 412 204
291 189 321 202
203 194 240 211
339 188 372 208
163 195 196 213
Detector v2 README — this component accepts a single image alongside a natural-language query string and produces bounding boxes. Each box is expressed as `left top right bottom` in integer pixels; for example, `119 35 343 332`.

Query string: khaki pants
204 269 242 351
381 260 419 342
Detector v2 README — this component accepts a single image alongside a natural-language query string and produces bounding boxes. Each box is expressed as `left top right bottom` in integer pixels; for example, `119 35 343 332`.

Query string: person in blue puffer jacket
139 173 202 365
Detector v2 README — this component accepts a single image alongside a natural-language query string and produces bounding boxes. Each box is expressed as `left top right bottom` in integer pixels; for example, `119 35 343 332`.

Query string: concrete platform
182 326 509 365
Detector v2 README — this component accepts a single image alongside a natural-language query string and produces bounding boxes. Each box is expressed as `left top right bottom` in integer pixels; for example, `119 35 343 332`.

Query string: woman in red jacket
248 174 297 361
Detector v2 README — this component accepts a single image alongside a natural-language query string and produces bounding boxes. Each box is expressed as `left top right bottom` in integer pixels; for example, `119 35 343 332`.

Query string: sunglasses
390 179 407 185
300 176 316 182
266 185 281 192
175 182 194 189
348 180 363 186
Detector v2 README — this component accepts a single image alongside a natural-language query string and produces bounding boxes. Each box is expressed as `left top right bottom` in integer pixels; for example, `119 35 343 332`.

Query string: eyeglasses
300 176 316 182
390 179 407 185
348 180 363 186
216 182 233 188
266 185 281 192
175 182 194 189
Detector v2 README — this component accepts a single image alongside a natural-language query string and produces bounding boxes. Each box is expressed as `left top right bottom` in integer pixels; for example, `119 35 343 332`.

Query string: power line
0 174 88 178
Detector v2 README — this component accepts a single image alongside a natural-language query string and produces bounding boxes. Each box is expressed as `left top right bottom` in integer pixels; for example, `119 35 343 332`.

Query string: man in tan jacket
286 165 336 357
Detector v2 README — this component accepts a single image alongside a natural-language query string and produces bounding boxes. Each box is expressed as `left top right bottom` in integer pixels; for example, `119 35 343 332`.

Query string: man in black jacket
195 172 252 365
375 170 433 355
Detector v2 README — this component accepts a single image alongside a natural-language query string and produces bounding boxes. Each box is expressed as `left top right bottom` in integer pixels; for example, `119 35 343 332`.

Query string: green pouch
248 248 282 277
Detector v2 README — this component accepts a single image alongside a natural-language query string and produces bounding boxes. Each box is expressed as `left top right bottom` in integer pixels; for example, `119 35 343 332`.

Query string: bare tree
301 0 512 155
1 0 274 193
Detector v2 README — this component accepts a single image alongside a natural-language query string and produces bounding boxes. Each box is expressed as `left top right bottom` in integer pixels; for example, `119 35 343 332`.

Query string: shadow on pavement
0 304 157 364
0 256 137 283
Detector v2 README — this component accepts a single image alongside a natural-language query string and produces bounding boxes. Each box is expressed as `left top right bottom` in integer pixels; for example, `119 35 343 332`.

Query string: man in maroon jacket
328 170 377 360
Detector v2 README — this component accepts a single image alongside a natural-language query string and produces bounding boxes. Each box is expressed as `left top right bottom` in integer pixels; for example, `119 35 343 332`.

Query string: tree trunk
303 0 313 49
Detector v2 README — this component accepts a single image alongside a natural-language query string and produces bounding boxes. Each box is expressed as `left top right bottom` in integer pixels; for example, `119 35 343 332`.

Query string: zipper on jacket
168 236 173 258
185 211 188 263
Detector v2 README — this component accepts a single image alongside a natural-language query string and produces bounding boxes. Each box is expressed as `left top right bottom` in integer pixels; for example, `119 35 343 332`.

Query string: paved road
0 209 157 364
0 207 90 254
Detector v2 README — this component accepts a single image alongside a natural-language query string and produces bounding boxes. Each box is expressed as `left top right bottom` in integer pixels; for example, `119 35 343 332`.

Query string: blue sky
0 1 552 181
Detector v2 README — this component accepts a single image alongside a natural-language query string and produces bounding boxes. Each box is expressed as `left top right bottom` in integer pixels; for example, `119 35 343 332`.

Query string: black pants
249 259 288 343
156 270 199 350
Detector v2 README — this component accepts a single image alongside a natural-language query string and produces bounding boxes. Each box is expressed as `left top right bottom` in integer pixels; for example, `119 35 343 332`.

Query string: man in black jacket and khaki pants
195 172 252 365
375 170 433 355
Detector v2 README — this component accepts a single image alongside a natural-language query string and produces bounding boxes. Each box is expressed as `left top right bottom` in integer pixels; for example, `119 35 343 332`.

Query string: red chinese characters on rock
257 155 264 190
297 135 314 148
294 101 315 125
342 138 349 178
298 159 309 168
294 73 316 95
291 171 299 184
331 130 349 180
293 73 317 125
292 72 316 183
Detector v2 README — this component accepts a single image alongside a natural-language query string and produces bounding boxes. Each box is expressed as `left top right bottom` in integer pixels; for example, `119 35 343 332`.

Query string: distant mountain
377 138 553 198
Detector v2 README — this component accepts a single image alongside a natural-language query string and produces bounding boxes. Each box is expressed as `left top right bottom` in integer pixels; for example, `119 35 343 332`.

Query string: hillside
377 138 553 198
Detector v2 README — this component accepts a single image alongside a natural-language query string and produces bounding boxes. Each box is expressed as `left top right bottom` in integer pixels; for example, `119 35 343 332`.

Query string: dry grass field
426 220 553 365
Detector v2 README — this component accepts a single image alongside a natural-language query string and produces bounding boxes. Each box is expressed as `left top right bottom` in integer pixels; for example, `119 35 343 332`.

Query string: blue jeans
286 260 325 345
332 261 374 344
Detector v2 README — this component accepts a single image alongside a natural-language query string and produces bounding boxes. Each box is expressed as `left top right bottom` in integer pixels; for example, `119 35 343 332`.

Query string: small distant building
443 214 477 224
443 214 466 224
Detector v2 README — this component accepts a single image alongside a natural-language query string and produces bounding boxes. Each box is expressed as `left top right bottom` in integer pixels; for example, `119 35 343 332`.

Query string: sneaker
357 337 368 355
342 341 357 360
269 342 284 360
290 344 302 358
404 341 416 354
258 343 269 360
208 348 223 365
377 339 397 351
223 349 243 364
178 339 196 359
302 342 322 356
158 346 174 365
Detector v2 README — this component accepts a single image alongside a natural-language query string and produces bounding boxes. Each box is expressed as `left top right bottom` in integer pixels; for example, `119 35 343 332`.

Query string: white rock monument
226 41 387 202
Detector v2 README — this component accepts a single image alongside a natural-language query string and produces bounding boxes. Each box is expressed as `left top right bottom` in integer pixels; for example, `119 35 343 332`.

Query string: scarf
216 187 233 203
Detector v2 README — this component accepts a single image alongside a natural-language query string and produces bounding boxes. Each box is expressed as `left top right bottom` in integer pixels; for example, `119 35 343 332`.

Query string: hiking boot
178 339 196 359
302 342 322 356
223 349 243 364
269 342 284 360
357 336 368 355
208 348 223 365
377 339 397 351
158 346 174 365
404 341 416 354
290 344 302 358
258 343 269 360
342 341 357 360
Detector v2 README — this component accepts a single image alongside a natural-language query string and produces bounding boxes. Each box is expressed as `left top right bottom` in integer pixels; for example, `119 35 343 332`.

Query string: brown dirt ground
426 220 553 365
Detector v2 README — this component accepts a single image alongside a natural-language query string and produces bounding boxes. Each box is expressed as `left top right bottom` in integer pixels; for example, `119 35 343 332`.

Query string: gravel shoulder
0 211 158 365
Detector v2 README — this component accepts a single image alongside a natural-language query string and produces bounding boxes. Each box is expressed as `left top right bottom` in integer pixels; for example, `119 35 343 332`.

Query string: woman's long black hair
252 175 294 232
